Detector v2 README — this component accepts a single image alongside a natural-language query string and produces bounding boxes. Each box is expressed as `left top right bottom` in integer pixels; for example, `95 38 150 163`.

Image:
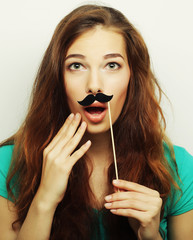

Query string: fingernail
105 195 112 201
104 203 112 207
81 121 86 128
110 209 117 213
75 113 80 120
69 113 74 119
113 180 119 185
85 140 91 147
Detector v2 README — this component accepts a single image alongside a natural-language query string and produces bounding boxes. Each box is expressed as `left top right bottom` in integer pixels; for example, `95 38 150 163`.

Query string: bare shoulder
0 196 19 240
168 210 193 240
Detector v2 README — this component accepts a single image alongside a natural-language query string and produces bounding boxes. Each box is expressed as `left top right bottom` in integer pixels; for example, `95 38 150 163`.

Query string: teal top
0 144 193 239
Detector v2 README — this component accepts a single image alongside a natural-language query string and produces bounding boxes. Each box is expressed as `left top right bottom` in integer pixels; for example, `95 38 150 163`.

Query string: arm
168 210 193 240
167 147 193 239
0 195 56 240
16 194 57 240
0 113 91 240
0 197 19 240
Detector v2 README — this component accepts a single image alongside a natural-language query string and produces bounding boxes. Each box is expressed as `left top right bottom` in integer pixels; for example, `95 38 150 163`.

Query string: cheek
111 78 129 121
66 91 80 112
114 74 129 102
64 83 87 114
116 85 128 108
64 73 86 100
64 77 79 100
64 82 77 111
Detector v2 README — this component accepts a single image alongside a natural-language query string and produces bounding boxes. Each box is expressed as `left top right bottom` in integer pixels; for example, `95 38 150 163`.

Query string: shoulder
164 144 193 216
0 145 14 171
173 145 193 167
164 147 193 239
164 144 193 173
0 144 14 156
0 145 14 200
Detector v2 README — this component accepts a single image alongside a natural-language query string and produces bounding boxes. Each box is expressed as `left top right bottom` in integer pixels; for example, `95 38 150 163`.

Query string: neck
83 130 113 168
83 131 113 209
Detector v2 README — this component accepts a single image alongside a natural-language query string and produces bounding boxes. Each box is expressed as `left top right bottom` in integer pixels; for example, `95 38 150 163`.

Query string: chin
86 123 110 135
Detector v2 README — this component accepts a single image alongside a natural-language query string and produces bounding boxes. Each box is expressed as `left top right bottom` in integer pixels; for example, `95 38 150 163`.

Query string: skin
64 26 163 239
0 26 193 240
105 180 163 240
64 26 130 134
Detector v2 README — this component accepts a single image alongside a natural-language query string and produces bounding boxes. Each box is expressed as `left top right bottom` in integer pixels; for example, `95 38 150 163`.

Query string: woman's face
64 26 130 134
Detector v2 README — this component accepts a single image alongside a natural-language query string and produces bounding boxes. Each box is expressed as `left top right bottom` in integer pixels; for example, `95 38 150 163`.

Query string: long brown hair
1 4 179 239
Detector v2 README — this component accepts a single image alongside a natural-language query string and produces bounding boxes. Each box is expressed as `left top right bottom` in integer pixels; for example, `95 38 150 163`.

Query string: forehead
66 26 127 57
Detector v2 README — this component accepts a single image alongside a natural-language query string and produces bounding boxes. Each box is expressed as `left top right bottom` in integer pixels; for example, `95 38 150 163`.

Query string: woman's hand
104 179 163 240
36 113 91 210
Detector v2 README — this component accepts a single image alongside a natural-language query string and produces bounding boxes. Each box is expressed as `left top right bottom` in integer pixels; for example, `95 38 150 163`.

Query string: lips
83 102 107 123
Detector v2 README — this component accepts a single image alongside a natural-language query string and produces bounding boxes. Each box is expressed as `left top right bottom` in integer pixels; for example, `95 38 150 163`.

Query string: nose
86 69 103 95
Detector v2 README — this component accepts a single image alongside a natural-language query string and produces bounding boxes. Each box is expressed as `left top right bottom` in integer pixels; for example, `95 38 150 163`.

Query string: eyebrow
65 54 85 61
104 53 124 60
65 53 124 61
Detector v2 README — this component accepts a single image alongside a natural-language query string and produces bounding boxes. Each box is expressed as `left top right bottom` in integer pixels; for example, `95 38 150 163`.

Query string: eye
106 62 121 70
68 62 84 70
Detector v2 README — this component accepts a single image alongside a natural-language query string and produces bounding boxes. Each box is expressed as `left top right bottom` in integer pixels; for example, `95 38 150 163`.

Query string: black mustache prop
77 93 113 106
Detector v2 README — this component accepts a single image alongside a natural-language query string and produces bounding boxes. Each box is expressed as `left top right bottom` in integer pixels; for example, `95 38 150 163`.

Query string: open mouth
85 107 105 115
83 106 107 123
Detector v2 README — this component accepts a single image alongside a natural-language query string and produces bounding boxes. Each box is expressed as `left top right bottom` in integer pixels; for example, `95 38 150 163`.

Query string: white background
0 0 193 154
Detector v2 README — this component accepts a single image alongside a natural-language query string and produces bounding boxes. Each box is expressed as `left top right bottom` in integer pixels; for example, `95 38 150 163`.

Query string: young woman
0 4 193 240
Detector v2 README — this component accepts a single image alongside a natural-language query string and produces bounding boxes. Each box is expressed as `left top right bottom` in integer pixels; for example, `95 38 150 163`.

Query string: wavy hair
1 4 179 239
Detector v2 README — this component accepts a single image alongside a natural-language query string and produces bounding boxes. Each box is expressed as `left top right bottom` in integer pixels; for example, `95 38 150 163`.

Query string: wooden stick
108 101 119 180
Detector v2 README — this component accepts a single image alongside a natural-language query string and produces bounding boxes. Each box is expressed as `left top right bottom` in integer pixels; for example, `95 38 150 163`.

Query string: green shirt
0 144 193 239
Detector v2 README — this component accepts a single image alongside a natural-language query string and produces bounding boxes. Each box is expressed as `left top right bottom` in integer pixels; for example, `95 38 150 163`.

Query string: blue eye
106 62 120 70
69 63 84 70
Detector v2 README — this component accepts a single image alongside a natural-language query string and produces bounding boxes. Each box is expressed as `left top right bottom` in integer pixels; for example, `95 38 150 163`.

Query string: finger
45 113 75 151
112 180 160 197
47 113 82 157
55 113 75 136
69 140 91 167
105 191 159 204
105 196 162 209
110 208 148 223
53 113 81 150
104 199 150 212
64 140 91 174
61 121 88 158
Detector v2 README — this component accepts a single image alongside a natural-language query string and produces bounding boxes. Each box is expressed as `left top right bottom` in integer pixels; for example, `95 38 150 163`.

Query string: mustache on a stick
78 93 113 106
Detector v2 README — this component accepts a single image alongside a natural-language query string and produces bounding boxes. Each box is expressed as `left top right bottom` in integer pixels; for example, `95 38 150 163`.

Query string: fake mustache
77 93 113 106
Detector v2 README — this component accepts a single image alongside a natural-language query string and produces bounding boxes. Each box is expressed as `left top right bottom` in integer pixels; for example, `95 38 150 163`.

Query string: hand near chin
104 180 163 240
36 113 91 209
